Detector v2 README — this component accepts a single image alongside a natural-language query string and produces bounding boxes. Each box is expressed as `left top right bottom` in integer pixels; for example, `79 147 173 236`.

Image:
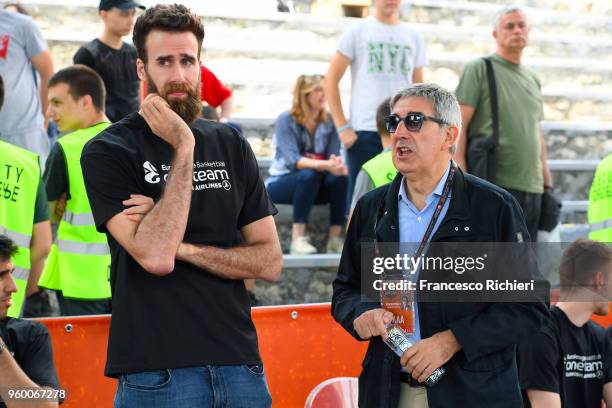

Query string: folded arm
176 216 282 282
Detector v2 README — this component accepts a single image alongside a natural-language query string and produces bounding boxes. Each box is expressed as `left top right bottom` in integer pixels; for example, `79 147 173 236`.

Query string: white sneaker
326 237 344 254
290 236 317 255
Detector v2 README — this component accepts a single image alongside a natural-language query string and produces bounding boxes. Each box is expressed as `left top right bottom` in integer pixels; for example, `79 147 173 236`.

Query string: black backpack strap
483 57 500 148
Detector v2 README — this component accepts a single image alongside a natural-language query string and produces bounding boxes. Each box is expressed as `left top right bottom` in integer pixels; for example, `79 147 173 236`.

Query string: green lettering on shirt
368 42 385 73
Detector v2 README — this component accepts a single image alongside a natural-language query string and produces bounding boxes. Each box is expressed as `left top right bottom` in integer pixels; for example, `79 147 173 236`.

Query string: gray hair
390 83 461 154
493 5 526 30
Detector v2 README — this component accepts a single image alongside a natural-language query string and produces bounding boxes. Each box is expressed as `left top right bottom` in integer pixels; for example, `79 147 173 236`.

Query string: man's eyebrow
180 54 197 61
156 54 197 63
0 268 12 276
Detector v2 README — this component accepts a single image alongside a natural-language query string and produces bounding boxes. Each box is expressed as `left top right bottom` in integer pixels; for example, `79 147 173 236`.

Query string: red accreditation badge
381 286 414 335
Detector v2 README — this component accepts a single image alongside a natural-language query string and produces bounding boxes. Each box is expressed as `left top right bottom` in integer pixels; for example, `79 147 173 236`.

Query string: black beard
145 71 202 124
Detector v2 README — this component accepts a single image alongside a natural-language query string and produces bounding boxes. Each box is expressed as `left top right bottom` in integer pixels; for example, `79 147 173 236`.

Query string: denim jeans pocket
244 364 265 376
123 369 172 390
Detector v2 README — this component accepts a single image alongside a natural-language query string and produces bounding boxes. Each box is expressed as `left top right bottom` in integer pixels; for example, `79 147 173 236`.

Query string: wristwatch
0 338 5 355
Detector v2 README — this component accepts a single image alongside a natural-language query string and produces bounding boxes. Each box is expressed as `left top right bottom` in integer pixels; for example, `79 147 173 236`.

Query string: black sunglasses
384 112 449 133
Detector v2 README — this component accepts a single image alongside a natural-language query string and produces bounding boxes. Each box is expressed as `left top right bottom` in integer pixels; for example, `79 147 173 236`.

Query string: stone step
257 158 601 172
405 0 612 37
46 29 612 74
238 117 612 136
276 223 593 269
24 0 612 42
47 39 612 122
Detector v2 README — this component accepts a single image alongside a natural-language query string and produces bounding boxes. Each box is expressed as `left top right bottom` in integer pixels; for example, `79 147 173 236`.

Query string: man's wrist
336 123 352 133
439 329 461 355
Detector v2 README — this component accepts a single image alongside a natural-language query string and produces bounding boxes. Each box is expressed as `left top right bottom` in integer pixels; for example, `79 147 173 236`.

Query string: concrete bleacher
16 0 610 304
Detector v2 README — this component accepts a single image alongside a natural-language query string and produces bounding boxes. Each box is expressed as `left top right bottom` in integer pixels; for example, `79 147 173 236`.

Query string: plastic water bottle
383 324 446 387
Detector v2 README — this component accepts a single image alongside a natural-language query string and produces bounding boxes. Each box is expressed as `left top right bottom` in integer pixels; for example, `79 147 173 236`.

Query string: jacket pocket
456 347 513 373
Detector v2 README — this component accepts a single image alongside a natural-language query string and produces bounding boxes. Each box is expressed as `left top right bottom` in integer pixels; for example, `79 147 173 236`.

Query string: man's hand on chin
401 329 461 383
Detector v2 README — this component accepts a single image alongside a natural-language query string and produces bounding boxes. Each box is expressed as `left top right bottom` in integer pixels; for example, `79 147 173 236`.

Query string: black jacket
332 168 549 408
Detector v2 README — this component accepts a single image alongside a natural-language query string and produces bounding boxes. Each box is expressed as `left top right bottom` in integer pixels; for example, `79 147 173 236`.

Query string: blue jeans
266 169 347 225
114 365 272 408
345 131 383 210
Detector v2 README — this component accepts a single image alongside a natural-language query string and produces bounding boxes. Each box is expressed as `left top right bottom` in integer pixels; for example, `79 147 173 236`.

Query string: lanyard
412 162 456 260
379 162 456 333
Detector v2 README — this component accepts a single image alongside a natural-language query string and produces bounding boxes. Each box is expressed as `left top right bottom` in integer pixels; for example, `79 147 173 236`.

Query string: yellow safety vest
0 140 40 317
39 122 112 299
361 150 397 188
588 154 612 242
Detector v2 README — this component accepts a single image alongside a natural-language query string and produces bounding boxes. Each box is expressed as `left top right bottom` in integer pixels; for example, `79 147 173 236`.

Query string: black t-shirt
73 39 140 123
604 327 612 383
0 318 60 408
518 306 605 408
81 113 277 377
43 143 68 201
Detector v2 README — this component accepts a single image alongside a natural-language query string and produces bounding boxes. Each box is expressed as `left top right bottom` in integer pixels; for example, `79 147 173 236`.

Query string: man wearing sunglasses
333 83 548 407
454 6 552 242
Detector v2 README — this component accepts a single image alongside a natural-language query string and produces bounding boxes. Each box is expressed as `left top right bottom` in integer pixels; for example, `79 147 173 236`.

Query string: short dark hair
0 74 4 110
3 3 29 15
560 239 612 289
0 235 18 262
132 4 204 64
48 65 106 111
376 97 391 137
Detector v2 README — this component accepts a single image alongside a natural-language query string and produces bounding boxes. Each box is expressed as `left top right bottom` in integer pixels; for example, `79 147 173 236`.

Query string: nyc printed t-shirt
337 16 426 132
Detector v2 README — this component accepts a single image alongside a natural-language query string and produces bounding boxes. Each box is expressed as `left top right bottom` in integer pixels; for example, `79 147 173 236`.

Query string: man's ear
443 125 459 152
136 58 146 81
594 271 605 290
80 94 94 111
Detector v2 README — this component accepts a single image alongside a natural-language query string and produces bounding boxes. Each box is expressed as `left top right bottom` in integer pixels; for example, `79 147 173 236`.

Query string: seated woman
266 74 348 255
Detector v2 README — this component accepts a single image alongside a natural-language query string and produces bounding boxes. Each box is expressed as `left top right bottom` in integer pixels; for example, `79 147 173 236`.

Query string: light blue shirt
398 162 452 342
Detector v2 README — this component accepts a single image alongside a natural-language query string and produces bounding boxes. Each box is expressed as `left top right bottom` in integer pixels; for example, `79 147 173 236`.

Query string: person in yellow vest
39 65 115 316
348 98 395 222
588 153 612 243
0 74 52 319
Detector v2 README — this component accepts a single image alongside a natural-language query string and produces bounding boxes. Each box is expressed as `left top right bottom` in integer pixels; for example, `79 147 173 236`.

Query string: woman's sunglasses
384 112 449 133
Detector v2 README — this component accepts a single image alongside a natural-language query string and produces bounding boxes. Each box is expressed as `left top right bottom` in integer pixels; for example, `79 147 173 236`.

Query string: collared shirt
398 161 452 341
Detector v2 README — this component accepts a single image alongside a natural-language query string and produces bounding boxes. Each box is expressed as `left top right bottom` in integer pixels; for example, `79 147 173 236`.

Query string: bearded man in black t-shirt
519 239 612 408
80 5 282 407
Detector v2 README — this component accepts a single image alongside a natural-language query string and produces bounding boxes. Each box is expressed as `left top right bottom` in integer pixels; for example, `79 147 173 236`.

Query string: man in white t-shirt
324 0 426 211
0 9 54 163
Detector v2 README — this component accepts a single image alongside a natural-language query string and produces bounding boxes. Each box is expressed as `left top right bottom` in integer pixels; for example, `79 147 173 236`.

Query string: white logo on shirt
143 161 160 184
564 353 603 379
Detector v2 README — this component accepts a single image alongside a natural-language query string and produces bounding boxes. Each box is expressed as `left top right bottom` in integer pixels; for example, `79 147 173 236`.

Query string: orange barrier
37 302 612 407
38 303 367 408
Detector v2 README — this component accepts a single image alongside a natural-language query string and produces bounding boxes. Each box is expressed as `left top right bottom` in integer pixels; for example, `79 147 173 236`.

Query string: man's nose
4 273 18 294
168 65 187 84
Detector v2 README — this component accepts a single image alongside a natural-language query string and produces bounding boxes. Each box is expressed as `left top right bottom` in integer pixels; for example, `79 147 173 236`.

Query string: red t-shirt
200 65 232 108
